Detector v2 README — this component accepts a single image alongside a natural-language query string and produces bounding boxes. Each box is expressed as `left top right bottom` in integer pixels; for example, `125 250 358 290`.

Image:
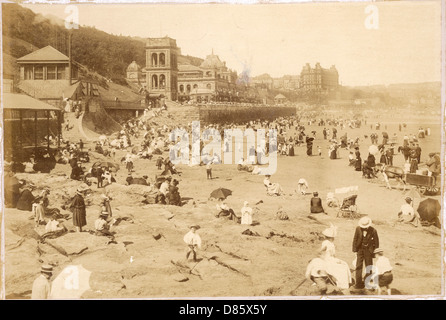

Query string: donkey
375 163 407 191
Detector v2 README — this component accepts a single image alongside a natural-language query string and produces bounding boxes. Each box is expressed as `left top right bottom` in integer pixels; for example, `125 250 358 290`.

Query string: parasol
417 198 441 228
92 161 120 172
210 188 232 200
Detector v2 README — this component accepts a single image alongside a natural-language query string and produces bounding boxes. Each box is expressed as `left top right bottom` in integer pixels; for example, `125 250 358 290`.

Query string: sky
21 1 442 86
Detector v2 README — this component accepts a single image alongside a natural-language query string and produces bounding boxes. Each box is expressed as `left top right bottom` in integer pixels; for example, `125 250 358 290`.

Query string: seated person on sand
216 200 239 222
263 175 284 196
237 158 249 171
318 225 352 294
70 162 85 181
326 192 339 208
296 178 309 195
101 170 114 187
397 197 420 227
276 206 289 220
362 160 375 179
94 211 115 239
156 177 171 204
167 179 182 206
310 192 326 214
41 215 68 240
16 181 36 212
39 188 66 219
348 152 356 167
305 256 331 295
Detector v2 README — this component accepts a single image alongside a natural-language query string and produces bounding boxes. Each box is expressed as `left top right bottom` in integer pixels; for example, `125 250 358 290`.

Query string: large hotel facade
126 37 238 103
299 62 339 92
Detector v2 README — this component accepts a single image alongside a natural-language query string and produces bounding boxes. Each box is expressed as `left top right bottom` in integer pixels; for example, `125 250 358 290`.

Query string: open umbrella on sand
210 188 232 200
92 161 120 172
417 198 441 228
50 265 92 299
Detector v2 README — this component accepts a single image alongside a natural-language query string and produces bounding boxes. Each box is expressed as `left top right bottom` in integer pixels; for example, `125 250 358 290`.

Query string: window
159 53 165 66
34 66 44 80
47 66 56 80
159 74 166 89
152 53 158 67
152 75 158 88
186 84 191 92
193 84 198 89
179 84 184 93
24 66 33 80
57 65 65 80
206 83 211 90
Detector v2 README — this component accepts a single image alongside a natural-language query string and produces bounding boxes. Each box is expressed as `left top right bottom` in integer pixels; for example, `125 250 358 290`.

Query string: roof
274 94 287 99
127 61 141 72
97 82 142 102
18 80 72 99
63 82 81 99
2 93 61 111
17 45 69 63
178 64 203 72
200 54 225 69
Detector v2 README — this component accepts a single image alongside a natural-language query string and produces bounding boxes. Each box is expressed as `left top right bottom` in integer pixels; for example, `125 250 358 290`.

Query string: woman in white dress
319 225 352 293
240 201 253 225
263 175 284 196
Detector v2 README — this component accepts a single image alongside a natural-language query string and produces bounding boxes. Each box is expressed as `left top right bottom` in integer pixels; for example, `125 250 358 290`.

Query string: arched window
159 53 166 66
151 74 158 88
179 84 184 93
152 53 158 67
159 74 166 89
206 83 211 90
193 84 198 89
206 71 212 77
186 84 191 93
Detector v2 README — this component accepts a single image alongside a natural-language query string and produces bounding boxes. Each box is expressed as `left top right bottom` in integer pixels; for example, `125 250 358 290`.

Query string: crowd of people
3 103 439 299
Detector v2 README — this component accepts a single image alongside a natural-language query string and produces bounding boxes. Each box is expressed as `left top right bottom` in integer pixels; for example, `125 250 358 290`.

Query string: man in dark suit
352 216 379 289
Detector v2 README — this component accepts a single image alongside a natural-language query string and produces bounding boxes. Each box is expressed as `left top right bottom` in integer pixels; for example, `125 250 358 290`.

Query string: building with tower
144 37 180 101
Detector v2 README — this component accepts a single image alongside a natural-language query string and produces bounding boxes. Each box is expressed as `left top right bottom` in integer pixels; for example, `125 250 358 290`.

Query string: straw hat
41 264 53 274
373 248 384 254
189 225 200 230
358 216 372 229
322 228 336 238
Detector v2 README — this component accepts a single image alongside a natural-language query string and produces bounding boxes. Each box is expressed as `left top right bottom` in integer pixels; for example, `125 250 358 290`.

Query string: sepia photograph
0 0 444 301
